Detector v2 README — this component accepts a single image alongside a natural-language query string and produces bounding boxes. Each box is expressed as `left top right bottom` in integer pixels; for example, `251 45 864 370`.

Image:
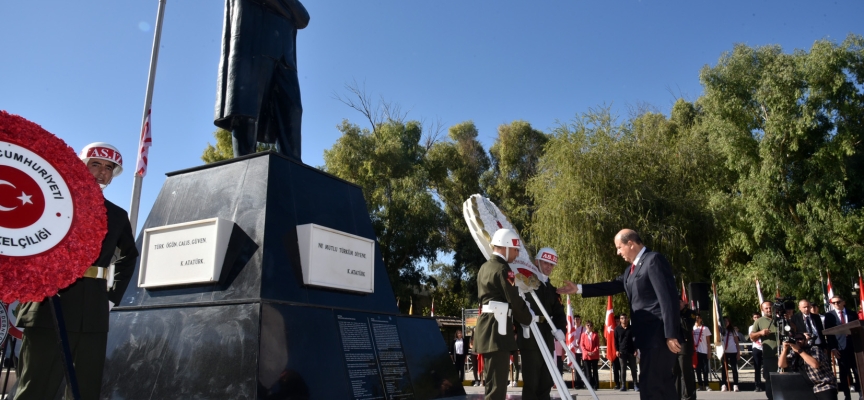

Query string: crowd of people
462 227 860 400
457 294 860 400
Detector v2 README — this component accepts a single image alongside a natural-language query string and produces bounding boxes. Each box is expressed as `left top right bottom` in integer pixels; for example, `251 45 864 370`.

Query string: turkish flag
0 165 46 229
605 296 617 362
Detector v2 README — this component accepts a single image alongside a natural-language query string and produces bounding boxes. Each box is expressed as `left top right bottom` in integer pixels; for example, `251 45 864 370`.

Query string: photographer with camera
778 333 838 400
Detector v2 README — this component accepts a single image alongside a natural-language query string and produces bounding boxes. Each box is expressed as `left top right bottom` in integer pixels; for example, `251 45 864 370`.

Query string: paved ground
444 367 770 399
451 385 768 399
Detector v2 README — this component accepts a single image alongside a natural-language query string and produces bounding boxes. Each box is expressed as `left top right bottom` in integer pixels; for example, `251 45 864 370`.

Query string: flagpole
129 0 167 233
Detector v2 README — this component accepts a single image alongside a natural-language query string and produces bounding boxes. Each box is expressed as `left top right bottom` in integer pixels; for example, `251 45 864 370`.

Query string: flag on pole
712 281 725 360
681 279 688 303
775 283 781 300
430 297 435 317
755 278 764 306
135 108 153 177
566 295 577 366
605 296 617 363
820 271 830 311
2 301 23 341
409 297 413 315
859 271 864 315
826 271 835 300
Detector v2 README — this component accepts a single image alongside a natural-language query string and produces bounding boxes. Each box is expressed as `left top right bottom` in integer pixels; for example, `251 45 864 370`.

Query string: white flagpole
129 0 167 233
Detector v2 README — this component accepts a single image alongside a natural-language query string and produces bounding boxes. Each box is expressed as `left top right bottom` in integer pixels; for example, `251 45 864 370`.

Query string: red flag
858 271 864 314
566 295 577 366
135 108 152 177
430 297 435 317
605 296 617 362
826 271 835 300
681 279 688 303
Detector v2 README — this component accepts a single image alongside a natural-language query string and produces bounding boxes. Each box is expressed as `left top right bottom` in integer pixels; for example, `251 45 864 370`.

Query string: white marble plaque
138 218 234 288
297 224 375 293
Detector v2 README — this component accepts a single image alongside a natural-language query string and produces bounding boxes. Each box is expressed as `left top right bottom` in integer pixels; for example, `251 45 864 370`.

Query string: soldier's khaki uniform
475 254 533 400
517 280 566 400
15 200 138 400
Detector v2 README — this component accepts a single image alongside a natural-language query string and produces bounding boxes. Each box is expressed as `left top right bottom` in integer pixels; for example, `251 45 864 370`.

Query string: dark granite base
102 302 461 399
102 153 463 399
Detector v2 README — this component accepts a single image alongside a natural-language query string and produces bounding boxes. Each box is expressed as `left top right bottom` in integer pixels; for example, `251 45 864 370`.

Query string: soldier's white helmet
79 142 123 177
535 247 558 265
491 229 521 249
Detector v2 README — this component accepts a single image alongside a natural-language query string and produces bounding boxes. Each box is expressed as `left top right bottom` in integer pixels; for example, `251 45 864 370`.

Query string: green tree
528 106 723 322
427 121 492 301
323 119 447 300
699 34 864 314
482 120 549 248
426 262 475 317
201 128 276 164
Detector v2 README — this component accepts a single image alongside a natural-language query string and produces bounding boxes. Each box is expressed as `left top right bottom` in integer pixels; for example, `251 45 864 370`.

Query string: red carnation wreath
0 111 107 303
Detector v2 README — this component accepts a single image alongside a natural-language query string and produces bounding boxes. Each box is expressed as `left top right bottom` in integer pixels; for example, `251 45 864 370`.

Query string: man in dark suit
824 296 860 400
558 229 681 400
792 299 827 350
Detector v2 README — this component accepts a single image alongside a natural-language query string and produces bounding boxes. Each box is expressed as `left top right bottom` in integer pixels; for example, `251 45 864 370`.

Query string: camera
772 297 796 344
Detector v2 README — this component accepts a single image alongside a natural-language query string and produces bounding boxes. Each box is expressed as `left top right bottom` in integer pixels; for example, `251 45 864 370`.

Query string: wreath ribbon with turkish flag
0 111 107 303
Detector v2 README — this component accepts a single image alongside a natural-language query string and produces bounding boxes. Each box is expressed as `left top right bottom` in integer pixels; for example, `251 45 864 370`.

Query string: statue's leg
272 67 302 161
231 117 257 157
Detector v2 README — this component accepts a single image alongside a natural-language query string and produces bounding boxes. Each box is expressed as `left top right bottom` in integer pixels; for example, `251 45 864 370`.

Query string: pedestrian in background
720 317 740 392
748 312 765 392
674 298 697 399
693 314 712 391
580 321 600 390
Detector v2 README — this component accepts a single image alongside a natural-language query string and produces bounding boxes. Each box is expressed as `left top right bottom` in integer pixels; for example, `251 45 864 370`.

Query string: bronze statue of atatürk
214 0 309 160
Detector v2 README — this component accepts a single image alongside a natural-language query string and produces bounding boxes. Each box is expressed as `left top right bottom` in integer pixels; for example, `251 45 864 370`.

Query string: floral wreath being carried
0 111 107 303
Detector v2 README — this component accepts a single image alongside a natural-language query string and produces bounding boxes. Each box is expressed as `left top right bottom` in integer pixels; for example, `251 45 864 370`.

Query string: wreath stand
49 296 82 400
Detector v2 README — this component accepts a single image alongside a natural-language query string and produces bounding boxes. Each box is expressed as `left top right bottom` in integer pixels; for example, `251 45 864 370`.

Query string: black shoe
619 387 627 392
614 385 621 390
755 387 763 392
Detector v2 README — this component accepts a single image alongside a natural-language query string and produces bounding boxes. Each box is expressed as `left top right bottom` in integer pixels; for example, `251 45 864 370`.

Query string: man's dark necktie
806 315 815 335
629 264 635 275
839 311 848 350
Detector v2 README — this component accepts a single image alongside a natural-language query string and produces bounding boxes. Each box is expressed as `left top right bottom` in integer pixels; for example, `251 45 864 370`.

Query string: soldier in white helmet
15 143 138 400
517 247 567 400
475 228 534 400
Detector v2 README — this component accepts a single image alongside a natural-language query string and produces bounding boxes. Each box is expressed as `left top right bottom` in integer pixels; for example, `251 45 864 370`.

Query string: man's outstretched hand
557 281 579 295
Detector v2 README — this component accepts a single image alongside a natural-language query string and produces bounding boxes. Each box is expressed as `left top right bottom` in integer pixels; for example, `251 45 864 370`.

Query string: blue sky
2 0 862 235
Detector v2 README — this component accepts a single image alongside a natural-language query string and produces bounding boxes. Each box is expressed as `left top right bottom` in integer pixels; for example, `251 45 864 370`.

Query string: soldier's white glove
108 301 115 311
554 329 565 342
522 324 531 338
529 308 539 323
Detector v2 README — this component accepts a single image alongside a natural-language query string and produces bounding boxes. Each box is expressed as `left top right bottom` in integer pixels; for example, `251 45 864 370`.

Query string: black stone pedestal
101 152 463 400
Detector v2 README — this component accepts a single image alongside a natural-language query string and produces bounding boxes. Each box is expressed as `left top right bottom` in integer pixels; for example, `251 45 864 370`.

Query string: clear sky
2 0 862 234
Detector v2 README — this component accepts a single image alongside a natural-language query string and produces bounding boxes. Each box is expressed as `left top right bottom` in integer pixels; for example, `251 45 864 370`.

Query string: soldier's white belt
482 301 511 335
83 266 108 279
